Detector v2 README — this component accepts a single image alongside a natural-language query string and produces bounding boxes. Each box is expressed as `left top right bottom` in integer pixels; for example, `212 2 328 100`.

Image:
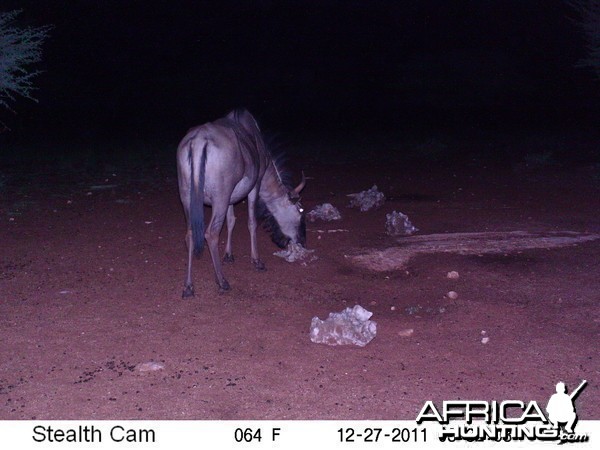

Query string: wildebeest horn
291 171 306 196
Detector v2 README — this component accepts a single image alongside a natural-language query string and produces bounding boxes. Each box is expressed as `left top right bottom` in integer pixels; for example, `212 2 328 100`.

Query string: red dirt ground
1 155 599 420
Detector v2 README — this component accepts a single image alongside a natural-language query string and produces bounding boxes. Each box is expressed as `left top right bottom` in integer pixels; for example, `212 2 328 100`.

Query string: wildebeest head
287 173 307 246
258 172 307 248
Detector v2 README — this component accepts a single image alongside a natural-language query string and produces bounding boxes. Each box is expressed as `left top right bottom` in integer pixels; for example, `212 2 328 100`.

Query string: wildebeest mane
256 198 290 248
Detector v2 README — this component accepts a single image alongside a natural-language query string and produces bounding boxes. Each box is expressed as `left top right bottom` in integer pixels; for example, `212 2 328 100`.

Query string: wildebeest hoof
223 253 235 264
182 285 195 298
218 279 231 292
252 259 266 271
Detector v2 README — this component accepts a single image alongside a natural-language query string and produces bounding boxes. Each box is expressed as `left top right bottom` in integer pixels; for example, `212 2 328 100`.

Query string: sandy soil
1 154 599 420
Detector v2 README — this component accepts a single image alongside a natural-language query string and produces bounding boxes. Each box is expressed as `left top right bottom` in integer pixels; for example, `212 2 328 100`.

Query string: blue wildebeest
176 109 306 297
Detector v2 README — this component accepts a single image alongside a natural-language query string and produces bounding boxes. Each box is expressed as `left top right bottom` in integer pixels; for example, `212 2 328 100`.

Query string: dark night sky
2 0 599 149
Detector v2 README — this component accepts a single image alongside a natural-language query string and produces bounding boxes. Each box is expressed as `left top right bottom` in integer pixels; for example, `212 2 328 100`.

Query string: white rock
347 185 385 211
273 243 316 263
385 211 418 236
307 203 342 222
310 305 377 347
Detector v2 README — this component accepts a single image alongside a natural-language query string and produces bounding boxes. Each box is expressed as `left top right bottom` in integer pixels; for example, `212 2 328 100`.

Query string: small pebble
481 337 490 344
136 362 164 372
447 291 458 300
398 328 414 337
447 271 460 279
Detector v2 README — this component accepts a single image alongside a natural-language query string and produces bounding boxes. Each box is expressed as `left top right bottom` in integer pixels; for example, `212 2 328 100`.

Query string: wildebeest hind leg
205 206 230 291
182 228 195 298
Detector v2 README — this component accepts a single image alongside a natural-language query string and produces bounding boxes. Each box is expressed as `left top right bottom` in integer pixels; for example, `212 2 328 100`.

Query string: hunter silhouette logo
416 379 590 443
546 380 587 434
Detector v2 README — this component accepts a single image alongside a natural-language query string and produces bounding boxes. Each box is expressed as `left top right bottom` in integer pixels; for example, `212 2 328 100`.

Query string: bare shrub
570 0 600 79
0 10 51 112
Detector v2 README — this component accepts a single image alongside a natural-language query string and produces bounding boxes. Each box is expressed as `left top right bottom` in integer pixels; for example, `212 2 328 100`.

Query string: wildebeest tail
189 141 207 256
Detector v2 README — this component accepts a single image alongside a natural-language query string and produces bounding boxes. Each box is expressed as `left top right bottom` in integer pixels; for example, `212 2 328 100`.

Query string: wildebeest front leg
205 207 230 291
182 228 195 298
223 205 235 264
247 187 266 271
